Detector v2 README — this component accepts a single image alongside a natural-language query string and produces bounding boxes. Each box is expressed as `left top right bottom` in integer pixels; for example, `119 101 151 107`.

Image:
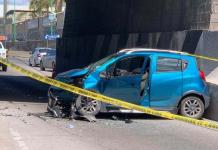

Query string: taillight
37 54 41 57
199 70 206 81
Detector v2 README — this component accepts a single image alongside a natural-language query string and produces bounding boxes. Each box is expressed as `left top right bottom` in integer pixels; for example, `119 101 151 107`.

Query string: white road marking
9 128 29 150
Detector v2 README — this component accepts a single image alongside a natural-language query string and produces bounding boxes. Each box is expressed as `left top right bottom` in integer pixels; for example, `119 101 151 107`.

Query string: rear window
39 49 50 53
157 57 182 72
48 50 56 56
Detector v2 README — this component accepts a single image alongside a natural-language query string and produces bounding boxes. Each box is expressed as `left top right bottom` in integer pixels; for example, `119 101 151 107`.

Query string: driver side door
102 56 147 105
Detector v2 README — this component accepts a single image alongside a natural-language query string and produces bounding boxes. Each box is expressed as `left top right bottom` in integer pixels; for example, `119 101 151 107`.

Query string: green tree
29 0 61 17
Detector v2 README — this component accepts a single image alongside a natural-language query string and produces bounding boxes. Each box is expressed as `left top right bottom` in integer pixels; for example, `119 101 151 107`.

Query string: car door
150 54 182 109
102 55 149 105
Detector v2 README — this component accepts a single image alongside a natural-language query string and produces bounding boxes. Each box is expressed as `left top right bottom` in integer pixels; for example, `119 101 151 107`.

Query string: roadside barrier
1 55 218 130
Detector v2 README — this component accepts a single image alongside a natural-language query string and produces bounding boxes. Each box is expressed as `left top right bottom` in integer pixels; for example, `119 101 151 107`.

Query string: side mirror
99 71 108 79
29 51 32 55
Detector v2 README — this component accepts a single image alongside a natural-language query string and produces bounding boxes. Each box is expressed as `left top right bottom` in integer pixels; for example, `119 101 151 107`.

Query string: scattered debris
111 115 119 120
0 113 13 117
27 112 47 121
66 124 74 129
0 107 8 110
21 119 27 124
70 106 96 122
71 114 97 122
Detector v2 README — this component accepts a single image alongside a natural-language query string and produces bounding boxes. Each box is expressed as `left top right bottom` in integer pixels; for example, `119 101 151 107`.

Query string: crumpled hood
57 68 89 78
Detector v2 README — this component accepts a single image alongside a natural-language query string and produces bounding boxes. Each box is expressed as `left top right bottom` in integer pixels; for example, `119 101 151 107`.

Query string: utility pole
49 0 53 36
3 0 7 37
13 0 16 42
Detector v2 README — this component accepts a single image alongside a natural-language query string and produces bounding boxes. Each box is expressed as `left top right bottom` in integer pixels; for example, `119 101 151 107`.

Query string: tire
75 95 101 116
2 65 7 72
40 61 45 71
52 62 56 71
33 59 37 67
180 96 205 119
28 59 32 66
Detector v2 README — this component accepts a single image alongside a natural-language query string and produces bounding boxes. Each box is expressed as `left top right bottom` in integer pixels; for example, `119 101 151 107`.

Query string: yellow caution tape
188 54 218 62
0 57 218 130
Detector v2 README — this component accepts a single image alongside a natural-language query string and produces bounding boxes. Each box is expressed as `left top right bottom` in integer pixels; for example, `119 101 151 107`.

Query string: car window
47 50 56 56
108 56 145 77
39 49 49 53
157 57 182 72
0 43 2 49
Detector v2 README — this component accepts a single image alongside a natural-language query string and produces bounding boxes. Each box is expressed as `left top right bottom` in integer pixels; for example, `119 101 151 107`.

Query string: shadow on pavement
204 82 218 121
0 75 49 103
96 112 164 120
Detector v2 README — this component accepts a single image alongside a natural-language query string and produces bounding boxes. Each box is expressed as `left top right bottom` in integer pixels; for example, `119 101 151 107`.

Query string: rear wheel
52 62 56 71
180 96 204 119
28 59 32 66
75 95 101 116
40 61 45 71
2 65 7 72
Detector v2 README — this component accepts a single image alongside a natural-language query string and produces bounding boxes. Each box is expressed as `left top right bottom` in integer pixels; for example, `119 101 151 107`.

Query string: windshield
86 54 118 71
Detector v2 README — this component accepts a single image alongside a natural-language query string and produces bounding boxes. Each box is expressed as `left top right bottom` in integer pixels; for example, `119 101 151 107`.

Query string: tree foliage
29 0 63 17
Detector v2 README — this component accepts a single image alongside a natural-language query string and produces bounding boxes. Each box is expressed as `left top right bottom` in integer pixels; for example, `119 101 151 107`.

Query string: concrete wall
63 0 212 37
6 40 56 51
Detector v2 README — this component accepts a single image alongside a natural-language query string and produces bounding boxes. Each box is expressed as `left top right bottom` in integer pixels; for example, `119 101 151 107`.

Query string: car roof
35 47 54 50
118 48 189 55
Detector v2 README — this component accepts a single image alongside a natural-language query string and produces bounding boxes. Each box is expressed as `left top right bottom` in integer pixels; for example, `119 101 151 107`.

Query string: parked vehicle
47 48 210 119
0 42 7 71
40 49 56 71
29 47 54 67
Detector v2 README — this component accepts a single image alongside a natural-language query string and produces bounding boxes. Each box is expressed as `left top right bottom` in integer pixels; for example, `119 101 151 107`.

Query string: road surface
0 57 218 150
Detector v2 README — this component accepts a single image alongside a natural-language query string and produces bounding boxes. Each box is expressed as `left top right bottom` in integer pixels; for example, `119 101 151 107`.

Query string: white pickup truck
0 42 7 71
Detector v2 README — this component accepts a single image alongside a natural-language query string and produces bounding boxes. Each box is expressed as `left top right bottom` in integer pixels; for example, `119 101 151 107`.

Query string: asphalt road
0 58 218 150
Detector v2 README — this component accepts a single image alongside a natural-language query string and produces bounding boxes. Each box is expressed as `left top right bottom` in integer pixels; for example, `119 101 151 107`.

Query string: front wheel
180 96 205 119
75 95 101 116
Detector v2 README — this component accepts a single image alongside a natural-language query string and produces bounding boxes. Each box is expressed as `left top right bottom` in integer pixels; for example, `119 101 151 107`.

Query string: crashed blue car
47 48 210 119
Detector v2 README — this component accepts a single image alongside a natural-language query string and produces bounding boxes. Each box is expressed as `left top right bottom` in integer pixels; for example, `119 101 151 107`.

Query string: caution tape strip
0 58 218 130
189 54 218 62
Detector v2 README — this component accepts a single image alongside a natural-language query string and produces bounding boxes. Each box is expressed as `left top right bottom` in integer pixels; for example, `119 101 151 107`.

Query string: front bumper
48 87 77 106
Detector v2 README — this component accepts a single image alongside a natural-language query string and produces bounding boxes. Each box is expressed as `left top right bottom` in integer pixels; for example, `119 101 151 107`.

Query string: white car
29 47 54 67
40 49 56 71
0 42 7 71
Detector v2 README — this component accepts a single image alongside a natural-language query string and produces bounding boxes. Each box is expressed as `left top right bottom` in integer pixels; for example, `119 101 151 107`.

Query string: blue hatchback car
48 48 210 119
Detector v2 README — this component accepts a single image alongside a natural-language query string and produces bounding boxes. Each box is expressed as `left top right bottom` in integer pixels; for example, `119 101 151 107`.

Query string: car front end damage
47 69 87 117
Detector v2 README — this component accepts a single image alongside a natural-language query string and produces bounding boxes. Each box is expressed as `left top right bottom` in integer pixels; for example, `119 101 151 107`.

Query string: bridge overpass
57 0 218 73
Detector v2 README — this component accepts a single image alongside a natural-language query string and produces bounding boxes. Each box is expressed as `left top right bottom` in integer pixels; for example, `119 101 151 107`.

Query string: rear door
150 54 182 109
